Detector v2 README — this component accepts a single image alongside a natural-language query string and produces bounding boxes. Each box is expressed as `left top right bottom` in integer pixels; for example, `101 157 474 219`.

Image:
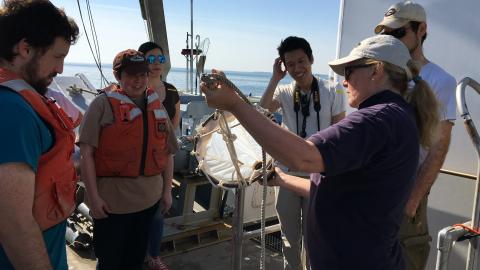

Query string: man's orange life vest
94 88 168 177
0 68 77 231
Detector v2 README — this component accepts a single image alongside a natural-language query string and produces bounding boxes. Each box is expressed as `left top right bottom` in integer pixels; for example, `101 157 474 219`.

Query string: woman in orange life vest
138 41 180 270
79 49 176 270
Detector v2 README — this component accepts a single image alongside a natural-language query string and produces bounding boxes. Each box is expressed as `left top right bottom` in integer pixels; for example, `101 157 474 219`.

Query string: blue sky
52 0 340 74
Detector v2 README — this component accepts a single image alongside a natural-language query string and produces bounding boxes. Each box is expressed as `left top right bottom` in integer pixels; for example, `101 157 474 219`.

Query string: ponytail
404 60 439 148
383 60 439 148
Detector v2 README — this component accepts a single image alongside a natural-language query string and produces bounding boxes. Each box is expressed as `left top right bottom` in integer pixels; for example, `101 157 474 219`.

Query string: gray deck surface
66 172 476 269
66 238 283 269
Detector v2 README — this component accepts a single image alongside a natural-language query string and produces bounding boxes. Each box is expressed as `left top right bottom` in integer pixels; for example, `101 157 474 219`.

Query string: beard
23 53 57 96
409 38 421 55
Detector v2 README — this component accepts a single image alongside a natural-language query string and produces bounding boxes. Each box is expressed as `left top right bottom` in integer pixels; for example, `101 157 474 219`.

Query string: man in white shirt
375 2 457 269
260 36 345 270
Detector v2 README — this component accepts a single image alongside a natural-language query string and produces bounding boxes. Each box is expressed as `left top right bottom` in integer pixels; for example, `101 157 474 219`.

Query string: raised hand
200 69 244 111
272 57 287 82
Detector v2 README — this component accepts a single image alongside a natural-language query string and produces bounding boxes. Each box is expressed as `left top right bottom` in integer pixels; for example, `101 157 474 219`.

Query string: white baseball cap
328 35 412 80
374 1 426 34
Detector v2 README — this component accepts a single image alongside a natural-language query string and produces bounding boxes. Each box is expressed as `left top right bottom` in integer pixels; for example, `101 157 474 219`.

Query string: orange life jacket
94 88 168 177
0 68 77 231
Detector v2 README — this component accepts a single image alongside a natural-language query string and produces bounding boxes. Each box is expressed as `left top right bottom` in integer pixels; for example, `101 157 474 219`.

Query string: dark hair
138 41 164 55
0 0 79 61
409 21 427 44
277 36 313 62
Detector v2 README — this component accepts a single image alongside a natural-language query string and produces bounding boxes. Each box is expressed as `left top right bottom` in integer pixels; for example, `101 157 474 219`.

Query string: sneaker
145 255 170 270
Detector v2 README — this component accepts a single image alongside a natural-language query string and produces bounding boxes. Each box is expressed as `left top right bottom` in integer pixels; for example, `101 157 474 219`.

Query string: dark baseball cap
113 49 149 74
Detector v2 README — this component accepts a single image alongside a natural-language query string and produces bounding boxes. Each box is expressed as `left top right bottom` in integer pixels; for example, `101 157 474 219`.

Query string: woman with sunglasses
138 41 179 270
199 35 439 270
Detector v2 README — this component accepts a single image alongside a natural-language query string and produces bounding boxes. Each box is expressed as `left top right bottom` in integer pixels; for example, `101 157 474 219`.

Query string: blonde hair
356 59 439 147
382 60 439 147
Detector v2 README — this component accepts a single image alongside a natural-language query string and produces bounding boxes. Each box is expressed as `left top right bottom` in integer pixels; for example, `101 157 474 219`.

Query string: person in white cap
375 2 457 269
200 35 440 270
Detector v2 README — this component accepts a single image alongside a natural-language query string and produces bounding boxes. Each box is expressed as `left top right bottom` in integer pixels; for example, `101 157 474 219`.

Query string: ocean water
63 63 328 97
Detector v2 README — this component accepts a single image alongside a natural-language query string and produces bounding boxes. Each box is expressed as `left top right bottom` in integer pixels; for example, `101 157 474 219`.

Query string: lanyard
293 76 321 138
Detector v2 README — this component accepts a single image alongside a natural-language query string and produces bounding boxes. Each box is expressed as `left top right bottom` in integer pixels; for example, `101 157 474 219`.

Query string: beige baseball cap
374 1 426 34
328 35 412 80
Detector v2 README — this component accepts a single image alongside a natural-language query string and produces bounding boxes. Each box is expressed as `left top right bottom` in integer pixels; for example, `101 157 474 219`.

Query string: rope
76 0 110 86
200 73 269 269
217 110 248 187
200 73 251 104
260 150 267 270
453 223 480 235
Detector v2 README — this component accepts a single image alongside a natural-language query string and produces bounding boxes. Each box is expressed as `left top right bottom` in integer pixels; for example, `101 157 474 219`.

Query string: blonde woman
200 35 439 270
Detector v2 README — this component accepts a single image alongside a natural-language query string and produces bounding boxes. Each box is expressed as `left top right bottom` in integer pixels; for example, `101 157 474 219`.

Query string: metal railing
436 77 480 270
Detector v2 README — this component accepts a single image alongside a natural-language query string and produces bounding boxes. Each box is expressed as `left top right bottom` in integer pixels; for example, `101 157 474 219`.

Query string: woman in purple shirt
200 35 440 270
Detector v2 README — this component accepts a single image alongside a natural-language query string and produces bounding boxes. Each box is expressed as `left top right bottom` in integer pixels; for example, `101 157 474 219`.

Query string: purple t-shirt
307 90 419 270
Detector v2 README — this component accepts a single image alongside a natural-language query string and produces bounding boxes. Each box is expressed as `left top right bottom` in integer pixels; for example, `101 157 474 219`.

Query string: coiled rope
200 73 269 269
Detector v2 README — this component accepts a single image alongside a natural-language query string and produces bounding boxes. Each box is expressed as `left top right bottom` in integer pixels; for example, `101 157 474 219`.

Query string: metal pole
195 35 200 95
435 225 469 270
456 77 480 270
190 0 194 94
185 33 189 92
232 187 245 270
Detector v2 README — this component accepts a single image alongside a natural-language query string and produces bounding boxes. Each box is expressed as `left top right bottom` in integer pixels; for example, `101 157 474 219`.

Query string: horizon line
65 62 328 77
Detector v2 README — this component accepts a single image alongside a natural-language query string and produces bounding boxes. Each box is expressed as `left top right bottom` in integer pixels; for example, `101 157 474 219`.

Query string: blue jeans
147 205 165 257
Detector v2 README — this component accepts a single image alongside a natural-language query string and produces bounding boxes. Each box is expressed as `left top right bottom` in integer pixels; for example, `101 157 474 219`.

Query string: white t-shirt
272 77 345 175
420 62 457 122
45 88 81 123
418 62 457 164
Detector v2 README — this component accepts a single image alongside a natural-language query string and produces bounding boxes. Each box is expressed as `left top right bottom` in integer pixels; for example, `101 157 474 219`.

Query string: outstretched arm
269 167 311 197
201 74 324 173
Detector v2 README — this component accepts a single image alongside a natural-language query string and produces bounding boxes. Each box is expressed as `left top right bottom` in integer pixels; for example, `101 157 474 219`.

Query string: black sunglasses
382 26 411 39
344 64 374 80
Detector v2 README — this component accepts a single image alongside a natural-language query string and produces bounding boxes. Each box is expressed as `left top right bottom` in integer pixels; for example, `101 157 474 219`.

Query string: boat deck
66 238 284 269
65 171 476 270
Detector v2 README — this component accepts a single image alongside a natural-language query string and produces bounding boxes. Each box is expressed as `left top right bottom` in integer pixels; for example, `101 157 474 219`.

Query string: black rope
76 0 110 86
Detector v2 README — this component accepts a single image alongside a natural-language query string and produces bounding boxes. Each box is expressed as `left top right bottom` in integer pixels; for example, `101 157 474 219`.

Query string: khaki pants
275 185 309 270
398 196 432 270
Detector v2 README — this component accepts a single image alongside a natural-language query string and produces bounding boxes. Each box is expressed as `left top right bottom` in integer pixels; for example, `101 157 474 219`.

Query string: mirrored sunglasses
147 54 166 64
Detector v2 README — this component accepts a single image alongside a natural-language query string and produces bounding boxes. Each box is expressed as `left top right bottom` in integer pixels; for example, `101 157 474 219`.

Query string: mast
190 0 194 94
140 0 171 80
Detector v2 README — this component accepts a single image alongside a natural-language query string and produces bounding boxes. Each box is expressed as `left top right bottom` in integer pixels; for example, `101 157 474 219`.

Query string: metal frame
436 77 480 270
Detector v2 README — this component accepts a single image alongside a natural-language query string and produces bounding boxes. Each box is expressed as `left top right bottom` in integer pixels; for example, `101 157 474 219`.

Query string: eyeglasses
344 64 374 80
146 54 166 64
382 26 411 39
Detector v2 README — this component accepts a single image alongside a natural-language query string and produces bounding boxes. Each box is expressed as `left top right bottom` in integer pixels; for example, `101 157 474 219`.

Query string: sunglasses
382 26 411 39
146 54 166 64
344 64 374 80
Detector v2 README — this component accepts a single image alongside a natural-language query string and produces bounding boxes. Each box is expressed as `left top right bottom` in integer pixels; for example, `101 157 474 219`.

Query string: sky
51 0 340 74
